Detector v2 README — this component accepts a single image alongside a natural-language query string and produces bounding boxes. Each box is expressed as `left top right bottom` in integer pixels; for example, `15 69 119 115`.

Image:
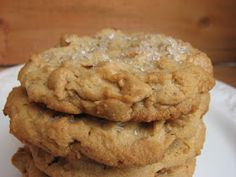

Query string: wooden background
0 0 236 86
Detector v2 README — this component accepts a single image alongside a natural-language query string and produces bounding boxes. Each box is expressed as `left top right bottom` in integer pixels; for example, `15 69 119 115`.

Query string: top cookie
19 29 215 122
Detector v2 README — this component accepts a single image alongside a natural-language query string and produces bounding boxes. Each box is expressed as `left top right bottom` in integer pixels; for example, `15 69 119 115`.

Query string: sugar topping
40 29 194 71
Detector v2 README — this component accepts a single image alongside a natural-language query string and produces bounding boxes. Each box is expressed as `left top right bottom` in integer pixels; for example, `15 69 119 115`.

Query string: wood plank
214 65 236 88
0 0 236 65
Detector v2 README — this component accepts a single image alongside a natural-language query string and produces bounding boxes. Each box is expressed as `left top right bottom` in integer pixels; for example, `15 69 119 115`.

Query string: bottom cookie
12 147 195 177
12 119 204 177
12 118 204 177
12 147 48 177
155 160 195 177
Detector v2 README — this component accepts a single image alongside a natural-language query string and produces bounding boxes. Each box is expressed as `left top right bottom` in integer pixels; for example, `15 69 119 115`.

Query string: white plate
0 66 236 177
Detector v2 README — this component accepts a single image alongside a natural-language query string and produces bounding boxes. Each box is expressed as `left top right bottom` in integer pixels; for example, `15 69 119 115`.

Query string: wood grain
0 0 236 65
214 65 236 87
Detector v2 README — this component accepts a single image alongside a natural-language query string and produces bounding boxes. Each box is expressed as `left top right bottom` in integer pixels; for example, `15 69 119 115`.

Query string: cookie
18 29 215 122
4 87 208 167
13 133 200 177
14 157 196 177
12 147 164 177
12 147 48 177
13 148 196 177
155 159 196 177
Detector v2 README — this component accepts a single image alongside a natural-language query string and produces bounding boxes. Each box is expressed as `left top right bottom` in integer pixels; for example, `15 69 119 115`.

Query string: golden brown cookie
12 142 198 177
12 147 48 177
4 87 208 167
18 29 215 122
14 157 196 177
12 147 163 177
155 159 196 177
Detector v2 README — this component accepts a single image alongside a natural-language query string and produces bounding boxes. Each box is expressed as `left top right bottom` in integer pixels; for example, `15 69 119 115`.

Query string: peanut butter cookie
18 29 215 122
4 87 208 167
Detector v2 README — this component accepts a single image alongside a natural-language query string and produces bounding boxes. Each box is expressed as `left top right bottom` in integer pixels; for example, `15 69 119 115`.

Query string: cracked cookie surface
5 87 208 167
18 29 215 122
12 134 199 177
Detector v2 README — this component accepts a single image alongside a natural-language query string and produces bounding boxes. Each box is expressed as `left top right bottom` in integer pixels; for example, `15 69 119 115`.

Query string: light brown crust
18 29 215 122
155 159 196 177
4 87 208 167
12 139 198 177
12 147 48 177
15 158 195 177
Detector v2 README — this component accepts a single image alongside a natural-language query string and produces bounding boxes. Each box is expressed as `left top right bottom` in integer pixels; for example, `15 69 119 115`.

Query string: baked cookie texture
155 159 196 177
12 142 199 177
18 29 215 122
14 158 196 177
12 147 48 177
4 29 215 177
4 87 208 167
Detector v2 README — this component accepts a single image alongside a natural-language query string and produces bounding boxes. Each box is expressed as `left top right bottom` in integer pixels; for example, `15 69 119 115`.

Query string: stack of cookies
4 29 215 177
